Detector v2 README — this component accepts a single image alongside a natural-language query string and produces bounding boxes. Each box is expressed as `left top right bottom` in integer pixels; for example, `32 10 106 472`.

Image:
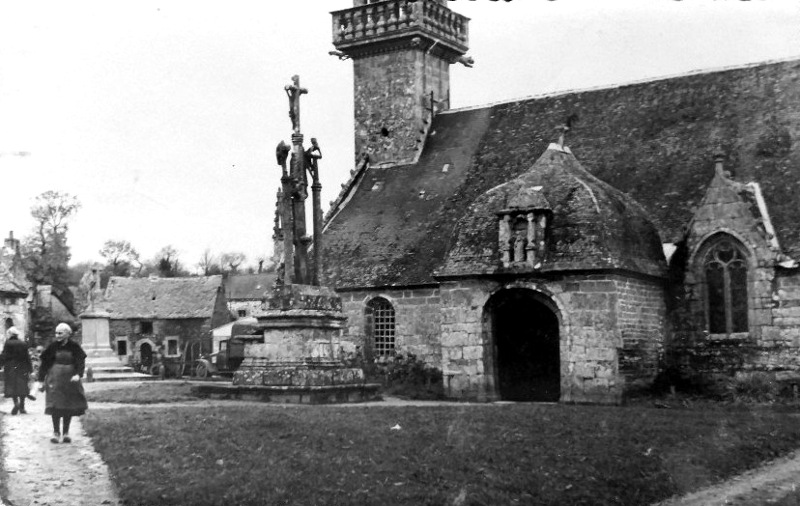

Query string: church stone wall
668 171 800 387
615 277 667 392
337 273 666 404
438 274 665 404
339 287 443 364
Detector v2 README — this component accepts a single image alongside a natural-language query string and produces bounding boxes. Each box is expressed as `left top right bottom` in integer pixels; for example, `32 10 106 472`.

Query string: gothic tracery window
703 237 748 334
365 297 396 357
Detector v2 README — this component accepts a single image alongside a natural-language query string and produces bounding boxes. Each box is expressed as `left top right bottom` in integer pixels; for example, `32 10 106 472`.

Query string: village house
317 0 800 403
101 275 229 372
0 232 30 347
224 272 277 319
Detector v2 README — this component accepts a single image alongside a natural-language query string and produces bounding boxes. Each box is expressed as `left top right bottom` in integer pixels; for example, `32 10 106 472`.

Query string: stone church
318 0 800 403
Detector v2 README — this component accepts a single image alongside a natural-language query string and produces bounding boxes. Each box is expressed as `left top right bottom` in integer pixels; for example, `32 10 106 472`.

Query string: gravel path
1 393 122 506
654 450 800 506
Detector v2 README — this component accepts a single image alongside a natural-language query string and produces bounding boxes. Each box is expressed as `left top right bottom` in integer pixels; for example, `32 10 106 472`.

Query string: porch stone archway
483 288 561 402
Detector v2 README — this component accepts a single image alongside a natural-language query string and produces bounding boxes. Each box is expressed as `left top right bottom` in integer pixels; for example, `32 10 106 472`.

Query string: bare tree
197 249 222 276
99 240 140 276
220 252 247 274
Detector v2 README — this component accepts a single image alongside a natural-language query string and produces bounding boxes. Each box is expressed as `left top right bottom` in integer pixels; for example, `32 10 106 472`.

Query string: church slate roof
440 145 666 278
322 58 800 289
103 276 224 319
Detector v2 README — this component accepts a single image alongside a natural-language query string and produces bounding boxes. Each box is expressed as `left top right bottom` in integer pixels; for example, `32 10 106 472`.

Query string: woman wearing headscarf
36 322 88 444
0 327 32 415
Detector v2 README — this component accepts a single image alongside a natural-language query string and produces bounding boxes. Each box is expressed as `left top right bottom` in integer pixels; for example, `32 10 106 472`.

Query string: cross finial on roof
555 124 569 149
713 149 726 177
555 114 579 149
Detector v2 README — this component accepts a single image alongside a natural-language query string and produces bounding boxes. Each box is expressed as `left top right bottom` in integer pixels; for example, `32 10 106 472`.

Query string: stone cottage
224 273 277 319
0 231 30 347
102 275 229 372
317 0 800 403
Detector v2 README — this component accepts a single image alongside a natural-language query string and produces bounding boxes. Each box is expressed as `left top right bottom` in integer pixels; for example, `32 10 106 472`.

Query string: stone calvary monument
199 76 378 403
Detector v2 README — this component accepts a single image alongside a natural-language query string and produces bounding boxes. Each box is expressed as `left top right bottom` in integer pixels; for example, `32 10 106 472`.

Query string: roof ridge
442 55 800 114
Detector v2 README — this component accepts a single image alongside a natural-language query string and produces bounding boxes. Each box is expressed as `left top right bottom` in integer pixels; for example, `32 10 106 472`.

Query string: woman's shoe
11 407 18 415
62 435 72 444
50 432 60 444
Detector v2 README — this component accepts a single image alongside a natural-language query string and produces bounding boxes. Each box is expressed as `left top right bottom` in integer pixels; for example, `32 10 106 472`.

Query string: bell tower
331 0 470 166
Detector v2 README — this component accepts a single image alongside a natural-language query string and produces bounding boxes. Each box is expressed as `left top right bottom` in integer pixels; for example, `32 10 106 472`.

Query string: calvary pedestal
194 284 378 403
192 75 378 404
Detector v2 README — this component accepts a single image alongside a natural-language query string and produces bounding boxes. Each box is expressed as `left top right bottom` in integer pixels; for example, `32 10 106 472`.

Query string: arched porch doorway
485 288 560 402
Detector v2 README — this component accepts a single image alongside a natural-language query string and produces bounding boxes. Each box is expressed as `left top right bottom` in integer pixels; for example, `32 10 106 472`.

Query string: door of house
140 342 153 369
488 288 560 402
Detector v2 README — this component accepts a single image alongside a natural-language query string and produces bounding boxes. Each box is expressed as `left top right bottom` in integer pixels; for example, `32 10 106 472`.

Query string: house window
366 297 396 357
140 321 153 335
703 236 748 334
166 337 179 357
237 309 247 318
117 338 128 356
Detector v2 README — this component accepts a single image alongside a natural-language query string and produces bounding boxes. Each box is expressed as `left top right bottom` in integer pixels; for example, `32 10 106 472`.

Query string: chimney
4 231 19 254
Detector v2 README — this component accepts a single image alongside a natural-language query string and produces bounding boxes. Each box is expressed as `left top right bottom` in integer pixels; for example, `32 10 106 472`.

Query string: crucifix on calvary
275 74 324 287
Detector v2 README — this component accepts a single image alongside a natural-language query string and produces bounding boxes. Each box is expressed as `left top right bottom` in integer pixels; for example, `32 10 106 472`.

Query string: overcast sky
1 0 798 272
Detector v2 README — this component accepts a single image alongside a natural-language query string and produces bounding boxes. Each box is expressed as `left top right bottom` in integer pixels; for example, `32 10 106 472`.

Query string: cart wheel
196 363 208 379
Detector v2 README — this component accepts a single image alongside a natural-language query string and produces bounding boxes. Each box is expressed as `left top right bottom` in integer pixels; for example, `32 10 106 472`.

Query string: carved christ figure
285 75 307 134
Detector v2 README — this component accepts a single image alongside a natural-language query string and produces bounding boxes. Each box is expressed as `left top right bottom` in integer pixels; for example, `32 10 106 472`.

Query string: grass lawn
85 382 199 404
83 399 800 506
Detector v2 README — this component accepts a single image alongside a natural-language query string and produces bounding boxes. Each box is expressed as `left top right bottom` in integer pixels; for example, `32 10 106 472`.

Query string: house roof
223 273 276 301
103 276 223 319
322 57 800 288
0 247 28 295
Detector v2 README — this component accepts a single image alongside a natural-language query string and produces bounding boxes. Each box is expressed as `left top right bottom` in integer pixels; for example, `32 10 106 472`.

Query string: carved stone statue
513 227 526 263
79 266 102 312
305 138 322 180
276 141 291 172
499 215 512 265
285 75 307 134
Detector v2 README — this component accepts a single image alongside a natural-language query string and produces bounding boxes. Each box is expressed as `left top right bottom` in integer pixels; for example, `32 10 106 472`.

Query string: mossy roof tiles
322 58 800 288
103 275 223 319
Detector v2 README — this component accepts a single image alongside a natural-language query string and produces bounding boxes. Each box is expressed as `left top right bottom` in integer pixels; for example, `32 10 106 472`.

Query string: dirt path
1 394 122 506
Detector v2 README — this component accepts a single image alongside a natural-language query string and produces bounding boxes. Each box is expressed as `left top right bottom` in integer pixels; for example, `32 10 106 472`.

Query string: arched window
365 297 396 357
703 236 748 334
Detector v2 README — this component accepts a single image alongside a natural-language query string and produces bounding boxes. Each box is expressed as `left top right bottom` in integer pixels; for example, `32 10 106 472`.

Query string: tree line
18 191 272 324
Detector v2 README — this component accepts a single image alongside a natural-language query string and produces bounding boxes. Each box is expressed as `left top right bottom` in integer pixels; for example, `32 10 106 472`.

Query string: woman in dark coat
0 327 32 415
36 322 88 444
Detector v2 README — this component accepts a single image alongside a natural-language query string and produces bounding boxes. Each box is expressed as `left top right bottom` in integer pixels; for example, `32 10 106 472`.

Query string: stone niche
224 284 380 403
497 186 551 268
